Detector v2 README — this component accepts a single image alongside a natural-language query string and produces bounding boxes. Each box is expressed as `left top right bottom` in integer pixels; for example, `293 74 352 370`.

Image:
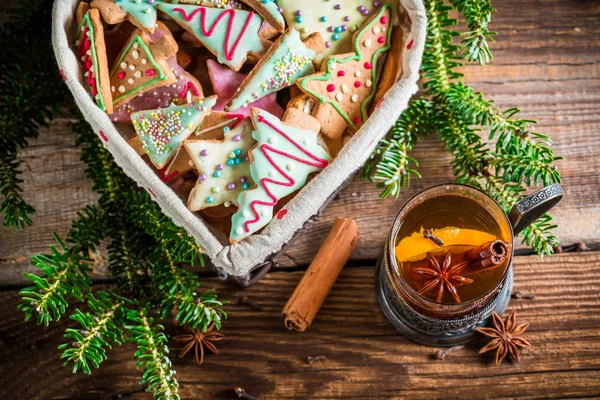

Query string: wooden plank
0 252 599 399
1 0 600 283
0 118 100 285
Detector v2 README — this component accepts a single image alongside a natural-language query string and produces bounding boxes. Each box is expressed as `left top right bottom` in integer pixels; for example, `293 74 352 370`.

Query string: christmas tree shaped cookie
157 3 267 71
110 23 204 123
207 59 284 118
76 3 113 114
185 118 256 212
230 108 331 243
278 0 397 65
298 4 393 137
91 0 162 34
109 29 178 108
130 96 217 169
226 28 325 112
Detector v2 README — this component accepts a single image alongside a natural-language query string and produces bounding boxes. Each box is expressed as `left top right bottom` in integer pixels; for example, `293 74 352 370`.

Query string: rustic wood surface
1 252 599 399
1 0 600 398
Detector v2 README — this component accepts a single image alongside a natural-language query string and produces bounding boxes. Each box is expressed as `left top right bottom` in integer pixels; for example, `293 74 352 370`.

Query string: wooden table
1 0 599 398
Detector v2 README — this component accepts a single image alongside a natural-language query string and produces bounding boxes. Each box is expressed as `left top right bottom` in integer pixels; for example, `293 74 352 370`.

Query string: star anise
172 323 225 365
413 250 473 303
476 310 531 365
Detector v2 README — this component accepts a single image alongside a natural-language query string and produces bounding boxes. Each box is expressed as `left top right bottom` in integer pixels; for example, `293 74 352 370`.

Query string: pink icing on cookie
225 113 246 129
179 81 200 98
207 59 284 118
173 7 256 62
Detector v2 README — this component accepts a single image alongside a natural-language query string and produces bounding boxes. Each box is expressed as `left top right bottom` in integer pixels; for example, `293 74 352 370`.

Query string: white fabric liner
52 0 426 279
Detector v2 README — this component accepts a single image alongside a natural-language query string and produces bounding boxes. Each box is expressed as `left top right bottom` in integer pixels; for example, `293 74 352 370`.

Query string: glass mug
375 183 563 346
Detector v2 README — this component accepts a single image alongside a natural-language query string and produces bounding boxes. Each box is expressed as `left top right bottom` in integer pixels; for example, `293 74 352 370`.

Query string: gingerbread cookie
207 59 284 118
279 0 397 65
230 107 331 243
110 23 203 123
298 5 393 137
91 0 161 34
239 0 285 32
130 95 217 169
185 118 256 212
76 3 113 114
226 28 325 112
196 112 247 139
109 29 178 108
161 112 247 183
157 3 268 71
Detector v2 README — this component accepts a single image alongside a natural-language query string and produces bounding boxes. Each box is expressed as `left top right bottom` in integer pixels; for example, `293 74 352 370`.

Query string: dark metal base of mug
374 252 513 347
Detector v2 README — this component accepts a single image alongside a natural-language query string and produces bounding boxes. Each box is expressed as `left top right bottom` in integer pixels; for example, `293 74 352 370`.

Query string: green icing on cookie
131 96 217 168
77 12 107 111
157 3 264 69
114 0 160 29
279 0 397 64
228 29 315 111
298 5 393 129
109 35 167 105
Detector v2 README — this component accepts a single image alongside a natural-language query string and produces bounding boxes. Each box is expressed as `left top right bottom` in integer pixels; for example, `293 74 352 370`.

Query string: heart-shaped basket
52 0 426 284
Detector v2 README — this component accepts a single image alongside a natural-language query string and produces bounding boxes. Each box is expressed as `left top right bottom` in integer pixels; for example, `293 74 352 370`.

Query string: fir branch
491 140 561 186
107 224 148 294
0 153 34 229
364 99 433 198
151 251 200 296
125 306 180 400
450 0 496 64
18 235 91 326
444 82 556 157
67 205 107 253
59 291 126 374
72 111 130 207
422 0 463 94
476 175 525 212
0 0 70 229
520 214 559 257
372 141 421 199
160 288 226 330
436 107 490 182
127 191 205 268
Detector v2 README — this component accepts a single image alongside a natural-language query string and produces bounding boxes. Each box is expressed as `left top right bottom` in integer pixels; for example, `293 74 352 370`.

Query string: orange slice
395 226 497 262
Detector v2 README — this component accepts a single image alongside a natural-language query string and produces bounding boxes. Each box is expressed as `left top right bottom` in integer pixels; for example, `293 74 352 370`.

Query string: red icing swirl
243 115 329 233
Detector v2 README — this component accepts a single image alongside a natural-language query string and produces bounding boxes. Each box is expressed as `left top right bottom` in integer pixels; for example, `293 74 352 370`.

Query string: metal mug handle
509 184 564 235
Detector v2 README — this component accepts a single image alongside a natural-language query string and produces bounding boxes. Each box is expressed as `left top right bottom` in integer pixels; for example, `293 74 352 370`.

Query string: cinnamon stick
282 217 359 331
461 240 509 271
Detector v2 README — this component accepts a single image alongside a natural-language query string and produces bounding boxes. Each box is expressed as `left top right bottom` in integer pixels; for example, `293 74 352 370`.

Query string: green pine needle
18 235 92 326
59 291 126 374
125 306 180 400
450 0 497 65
